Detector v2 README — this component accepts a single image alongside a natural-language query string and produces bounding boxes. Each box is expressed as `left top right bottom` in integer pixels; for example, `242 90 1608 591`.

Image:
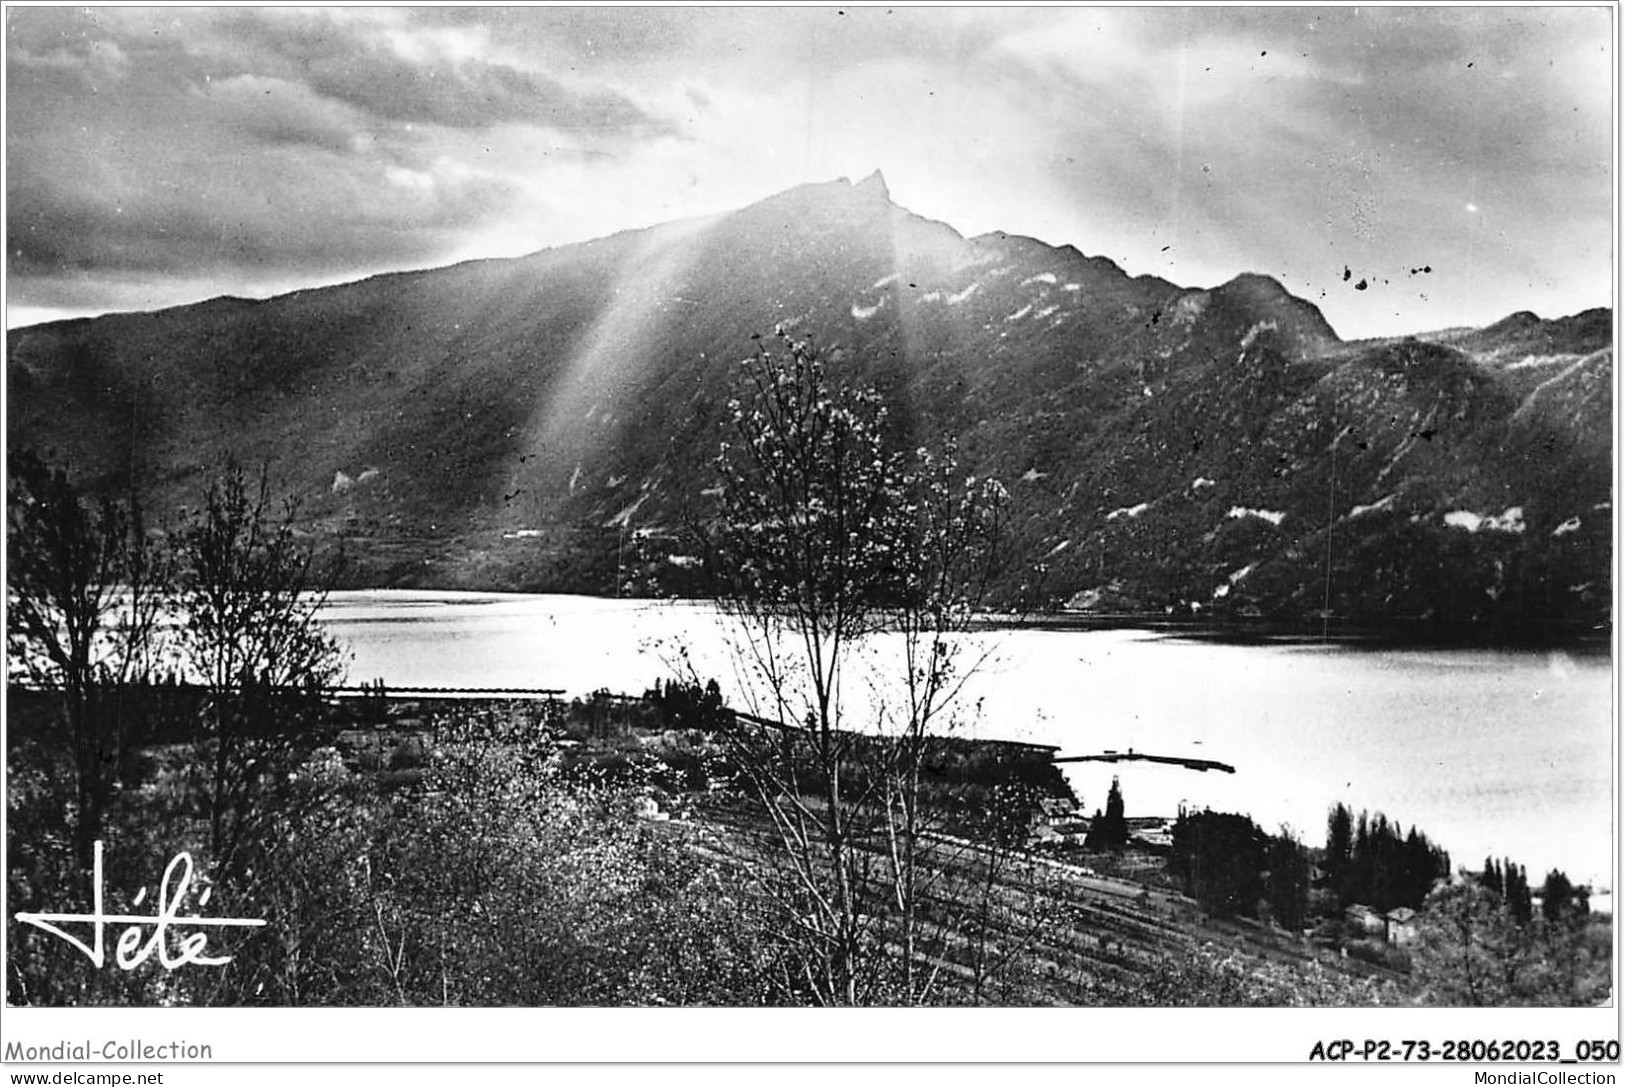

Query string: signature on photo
13 840 266 970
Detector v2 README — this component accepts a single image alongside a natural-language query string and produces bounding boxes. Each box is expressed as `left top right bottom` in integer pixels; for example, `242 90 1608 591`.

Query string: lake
320 590 1615 896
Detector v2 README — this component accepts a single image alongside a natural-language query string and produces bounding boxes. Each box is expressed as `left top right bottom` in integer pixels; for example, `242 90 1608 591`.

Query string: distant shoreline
968 611 1613 652
320 588 1614 652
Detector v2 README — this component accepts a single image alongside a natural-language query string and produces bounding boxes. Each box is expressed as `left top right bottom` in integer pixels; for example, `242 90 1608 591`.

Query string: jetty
1053 749 1236 774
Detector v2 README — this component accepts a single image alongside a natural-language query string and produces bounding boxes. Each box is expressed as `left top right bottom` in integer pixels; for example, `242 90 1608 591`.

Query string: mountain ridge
7 177 1611 639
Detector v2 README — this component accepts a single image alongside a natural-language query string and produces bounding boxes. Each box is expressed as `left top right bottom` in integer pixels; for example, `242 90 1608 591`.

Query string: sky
4 5 1615 338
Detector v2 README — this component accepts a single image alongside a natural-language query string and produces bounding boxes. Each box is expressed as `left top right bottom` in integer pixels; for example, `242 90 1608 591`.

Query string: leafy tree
1411 879 1517 1005
703 327 1013 1005
1528 870 1606 1006
1414 865 1608 1007
1540 869 1587 927
1264 828 1311 931
1171 809 1268 918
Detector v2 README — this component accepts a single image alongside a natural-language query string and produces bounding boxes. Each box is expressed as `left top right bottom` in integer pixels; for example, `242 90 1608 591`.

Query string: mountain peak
853 169 891 203
1215 272 1292 299
1482 310 1542 334
1211 272 1340 350
755 172 894 215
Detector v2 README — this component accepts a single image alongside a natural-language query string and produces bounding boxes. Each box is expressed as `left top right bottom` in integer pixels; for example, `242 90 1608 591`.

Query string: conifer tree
1325 802 1354 906
1503 860 1533 926
1480 856 1504 897
1087 775 1129 851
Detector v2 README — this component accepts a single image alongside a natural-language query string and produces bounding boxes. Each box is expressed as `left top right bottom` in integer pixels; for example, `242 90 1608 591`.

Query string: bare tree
172 459 347 869
7 451 164 870
703 328 1032 1005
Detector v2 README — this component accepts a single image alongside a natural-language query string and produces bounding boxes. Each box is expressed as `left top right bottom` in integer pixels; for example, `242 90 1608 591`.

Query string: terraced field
680 802 1399 1006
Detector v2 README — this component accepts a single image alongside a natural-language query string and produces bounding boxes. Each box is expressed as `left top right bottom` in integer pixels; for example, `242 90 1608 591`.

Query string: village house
1037 797 1079 822
1029 811 1090 847
1384 906 1420 946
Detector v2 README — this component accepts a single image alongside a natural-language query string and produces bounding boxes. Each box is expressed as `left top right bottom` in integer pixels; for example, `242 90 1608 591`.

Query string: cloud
195 74 361 153
5 7 635 316
6 7 133 81
4 7 1611 336
219 9 674 136
978 6 1611 333
10 145 523 278
415 7 711 67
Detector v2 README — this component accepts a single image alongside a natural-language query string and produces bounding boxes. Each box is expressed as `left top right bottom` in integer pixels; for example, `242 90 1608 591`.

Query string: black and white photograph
2 0 1617 1063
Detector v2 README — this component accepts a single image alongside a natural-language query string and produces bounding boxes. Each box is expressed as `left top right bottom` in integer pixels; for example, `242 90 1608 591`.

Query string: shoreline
311 590 1616 890
319 588 1614 652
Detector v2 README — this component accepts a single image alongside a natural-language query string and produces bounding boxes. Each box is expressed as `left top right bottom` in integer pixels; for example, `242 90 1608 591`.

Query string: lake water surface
320 590 1615 895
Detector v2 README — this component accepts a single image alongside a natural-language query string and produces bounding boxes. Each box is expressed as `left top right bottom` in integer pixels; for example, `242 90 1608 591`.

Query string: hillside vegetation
8 174 1611 638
